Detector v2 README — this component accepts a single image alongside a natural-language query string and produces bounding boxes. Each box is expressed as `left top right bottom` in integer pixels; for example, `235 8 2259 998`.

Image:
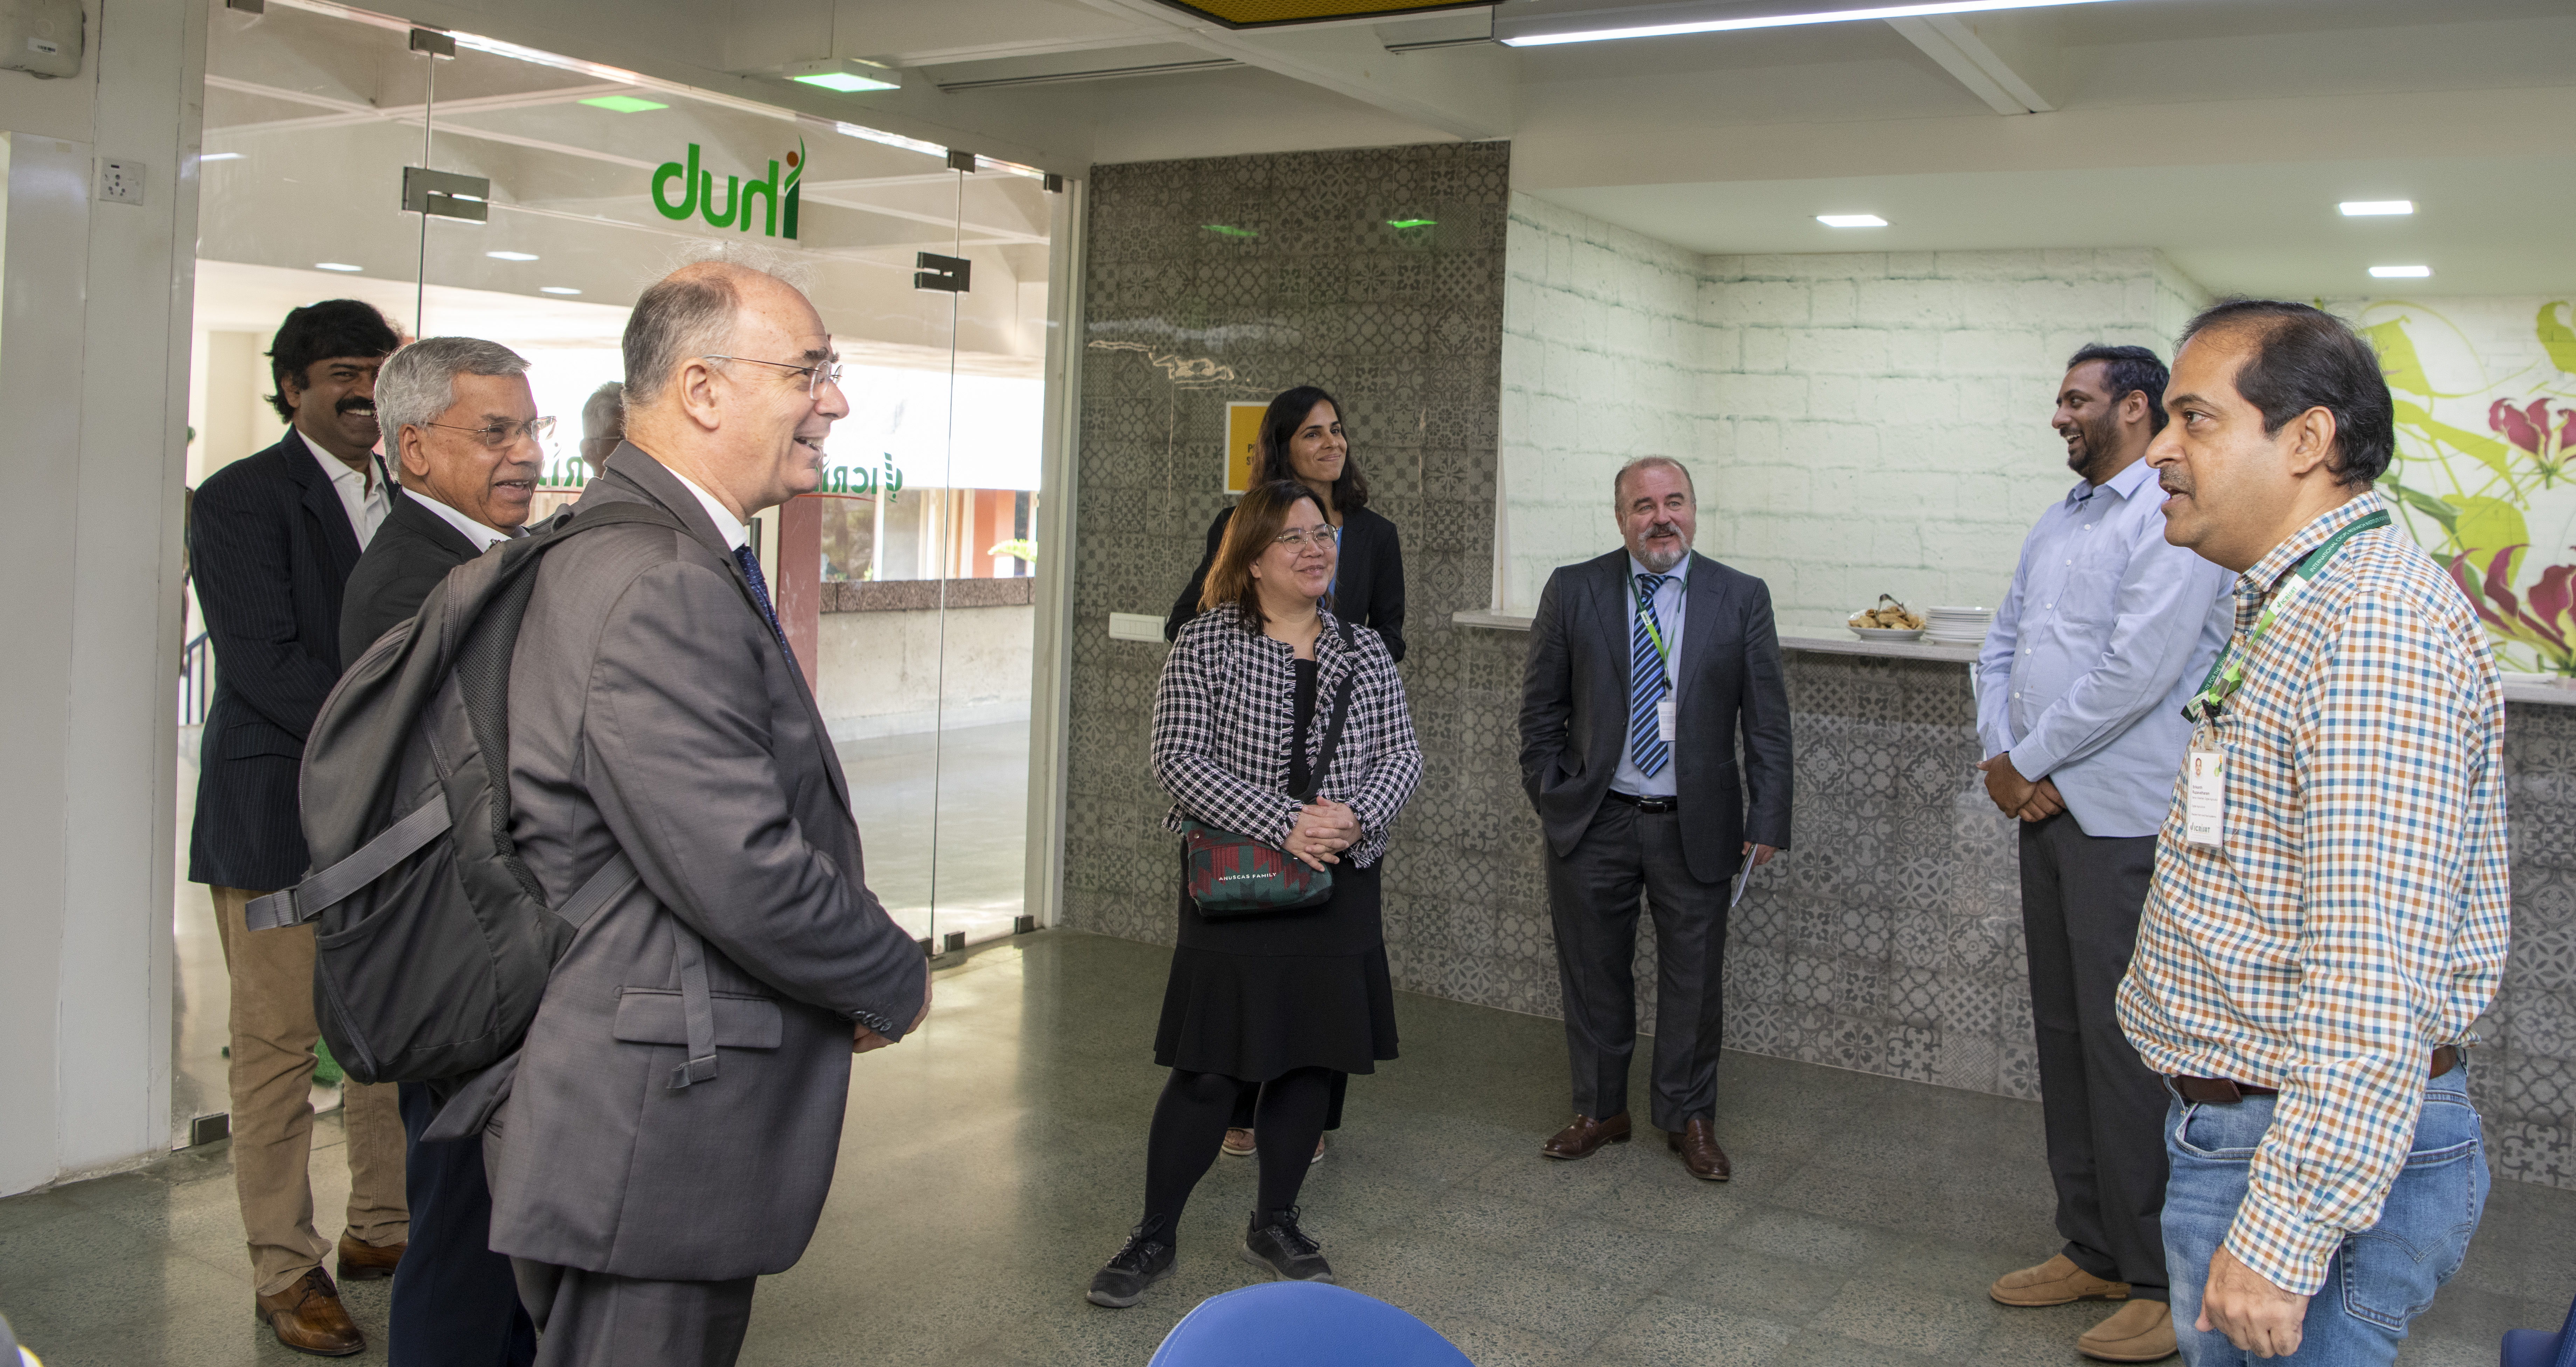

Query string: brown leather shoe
1668 1118 1731 1180
2078 1298 2177 1362
254 1266 365 1357
335 1229 404 1282
1990 1252 2131 1307
1540 1112 1631 1159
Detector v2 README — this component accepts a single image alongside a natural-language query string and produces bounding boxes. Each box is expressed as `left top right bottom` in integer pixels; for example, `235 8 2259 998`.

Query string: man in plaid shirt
2119 300 2508 1363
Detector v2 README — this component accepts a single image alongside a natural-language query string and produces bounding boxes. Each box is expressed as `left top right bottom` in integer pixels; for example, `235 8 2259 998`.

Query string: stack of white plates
1925 605 1994 647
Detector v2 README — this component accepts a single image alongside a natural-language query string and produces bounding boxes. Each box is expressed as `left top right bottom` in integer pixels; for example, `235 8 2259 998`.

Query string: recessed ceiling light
200 151 244 162
1817 214 1888 228
784 58 901 93
2369 265 2432 279
486 250 539 262
1500 0 2118 47
315 262 363 272
2341 200 2414 217
539 286 583 295
579 94 669 113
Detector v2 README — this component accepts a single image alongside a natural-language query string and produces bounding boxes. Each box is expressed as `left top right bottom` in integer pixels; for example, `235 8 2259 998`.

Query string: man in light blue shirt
1974 345 2231 1365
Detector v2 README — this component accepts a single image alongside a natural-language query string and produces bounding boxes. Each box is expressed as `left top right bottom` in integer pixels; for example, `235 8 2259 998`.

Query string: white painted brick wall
1498 192 2215 624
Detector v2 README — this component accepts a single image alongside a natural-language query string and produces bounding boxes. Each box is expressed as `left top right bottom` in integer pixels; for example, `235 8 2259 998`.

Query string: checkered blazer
1152 603 1422 868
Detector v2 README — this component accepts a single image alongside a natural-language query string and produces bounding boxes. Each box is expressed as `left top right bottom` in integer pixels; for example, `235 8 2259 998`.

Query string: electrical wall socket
95 158 144 205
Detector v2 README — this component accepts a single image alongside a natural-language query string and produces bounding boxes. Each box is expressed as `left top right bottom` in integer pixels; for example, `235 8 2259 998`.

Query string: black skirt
1154 856 1399 1081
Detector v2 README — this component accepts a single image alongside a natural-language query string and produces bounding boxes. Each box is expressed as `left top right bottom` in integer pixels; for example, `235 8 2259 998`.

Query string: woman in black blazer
1165 385 1406 663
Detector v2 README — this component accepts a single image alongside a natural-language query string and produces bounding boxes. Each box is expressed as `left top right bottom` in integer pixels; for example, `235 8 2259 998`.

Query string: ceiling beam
1071 0 1512 141
1886 14 2058 116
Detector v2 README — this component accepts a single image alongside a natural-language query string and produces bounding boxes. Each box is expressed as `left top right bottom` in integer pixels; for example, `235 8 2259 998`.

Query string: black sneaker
1240 1207 1334 1283
1086 1226 1175 1308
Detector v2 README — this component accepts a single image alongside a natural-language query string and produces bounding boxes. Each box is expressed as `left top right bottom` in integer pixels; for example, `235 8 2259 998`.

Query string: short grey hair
1613 456 1696 507
623 262 778 407
378 337 531 438
581 381 625 442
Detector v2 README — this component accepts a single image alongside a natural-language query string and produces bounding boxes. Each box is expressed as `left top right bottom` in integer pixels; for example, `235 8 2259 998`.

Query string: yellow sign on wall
1226 402 1266 493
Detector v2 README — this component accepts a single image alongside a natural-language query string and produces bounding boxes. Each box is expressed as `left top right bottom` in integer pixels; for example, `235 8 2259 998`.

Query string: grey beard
1634 533 1690 572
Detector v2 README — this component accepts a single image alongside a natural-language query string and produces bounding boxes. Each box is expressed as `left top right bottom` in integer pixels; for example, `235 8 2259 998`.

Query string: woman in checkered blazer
1086 479 1422 1310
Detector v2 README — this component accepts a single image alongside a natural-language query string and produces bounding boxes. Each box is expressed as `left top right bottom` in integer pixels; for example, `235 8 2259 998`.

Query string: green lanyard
2182 509 2390 724
1635 576 1673 667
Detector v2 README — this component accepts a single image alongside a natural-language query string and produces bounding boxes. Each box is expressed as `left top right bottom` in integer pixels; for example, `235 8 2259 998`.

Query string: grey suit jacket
1518 548 1794 885
486 442 927 1281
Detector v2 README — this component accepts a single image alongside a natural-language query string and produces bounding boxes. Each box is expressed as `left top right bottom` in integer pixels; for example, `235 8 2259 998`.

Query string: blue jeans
2162 1067 2486 1366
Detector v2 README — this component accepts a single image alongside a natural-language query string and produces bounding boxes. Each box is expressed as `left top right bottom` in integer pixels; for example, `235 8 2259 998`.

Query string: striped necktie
1629 573 1672 777
733 545 798 671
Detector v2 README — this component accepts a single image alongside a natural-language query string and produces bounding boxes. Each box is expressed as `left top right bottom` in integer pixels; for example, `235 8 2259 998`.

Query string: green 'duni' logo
652 138 803 239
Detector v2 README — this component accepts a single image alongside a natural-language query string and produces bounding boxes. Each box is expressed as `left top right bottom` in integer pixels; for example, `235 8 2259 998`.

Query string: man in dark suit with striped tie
1518 456 1794 1181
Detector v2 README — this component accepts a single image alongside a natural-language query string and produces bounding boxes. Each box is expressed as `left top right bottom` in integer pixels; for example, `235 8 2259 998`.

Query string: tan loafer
334 1228 403 1282
2078 1298 2177 1362
1989 1252 2130 1307
254 1266 364 1357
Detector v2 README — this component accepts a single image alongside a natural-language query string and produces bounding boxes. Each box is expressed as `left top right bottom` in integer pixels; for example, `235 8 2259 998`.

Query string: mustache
336 397 376 417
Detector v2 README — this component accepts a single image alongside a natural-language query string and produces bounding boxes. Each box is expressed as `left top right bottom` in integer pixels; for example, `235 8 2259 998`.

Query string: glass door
191 0 1055 984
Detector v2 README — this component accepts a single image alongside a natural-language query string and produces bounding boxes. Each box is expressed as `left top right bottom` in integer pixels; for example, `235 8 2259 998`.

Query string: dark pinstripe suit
188 428 366 890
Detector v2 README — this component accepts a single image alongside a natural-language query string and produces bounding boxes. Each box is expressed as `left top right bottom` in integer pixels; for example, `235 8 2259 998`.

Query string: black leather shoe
1241 1207 1334 1283
1086 1226 1175 1308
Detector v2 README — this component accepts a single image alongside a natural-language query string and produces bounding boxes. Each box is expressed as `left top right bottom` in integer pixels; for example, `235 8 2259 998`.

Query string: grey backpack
246 502 687 1096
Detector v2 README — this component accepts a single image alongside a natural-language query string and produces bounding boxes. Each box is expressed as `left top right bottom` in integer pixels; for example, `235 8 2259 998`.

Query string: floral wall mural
2337 296 2576 673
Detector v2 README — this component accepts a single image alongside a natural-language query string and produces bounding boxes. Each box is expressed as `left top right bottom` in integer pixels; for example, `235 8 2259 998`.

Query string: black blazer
1164 503 1407 662
1518 549 1794 885
339 492 486 664
188 429 369 890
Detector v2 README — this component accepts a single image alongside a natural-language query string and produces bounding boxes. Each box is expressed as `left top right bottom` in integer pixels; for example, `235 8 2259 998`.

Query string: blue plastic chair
2503 1289 2576 1367
1147 1282 1473 1367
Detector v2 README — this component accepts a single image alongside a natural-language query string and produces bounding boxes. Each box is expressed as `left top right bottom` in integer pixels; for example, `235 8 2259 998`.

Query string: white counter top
1452 609 2576 706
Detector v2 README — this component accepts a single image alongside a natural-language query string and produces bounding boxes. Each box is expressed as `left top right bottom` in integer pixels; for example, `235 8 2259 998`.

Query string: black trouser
1142 1067 1337 1241
2019 811 2168 1300
1545 799 1730 1133
393 1082 537 1366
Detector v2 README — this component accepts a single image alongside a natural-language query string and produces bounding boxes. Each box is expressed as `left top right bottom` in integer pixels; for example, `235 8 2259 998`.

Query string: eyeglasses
1273 526 1340 552
420 416 556 449
702 353 845 399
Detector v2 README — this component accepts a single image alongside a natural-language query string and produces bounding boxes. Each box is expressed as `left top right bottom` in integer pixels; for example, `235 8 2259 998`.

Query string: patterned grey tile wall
1059 143 2576 1190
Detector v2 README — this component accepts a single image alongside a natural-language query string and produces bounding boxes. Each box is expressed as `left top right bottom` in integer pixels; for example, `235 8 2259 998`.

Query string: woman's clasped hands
1284 799 1360 872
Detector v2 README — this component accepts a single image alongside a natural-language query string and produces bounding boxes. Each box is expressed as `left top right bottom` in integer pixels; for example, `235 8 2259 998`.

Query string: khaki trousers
211 886 408 1296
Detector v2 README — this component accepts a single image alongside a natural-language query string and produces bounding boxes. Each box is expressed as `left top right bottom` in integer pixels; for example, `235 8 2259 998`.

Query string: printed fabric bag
1183 621 1358 917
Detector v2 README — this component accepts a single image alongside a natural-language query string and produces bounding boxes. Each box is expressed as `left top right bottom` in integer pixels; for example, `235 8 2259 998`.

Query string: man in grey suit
486 261 931 1366
1519 456 1793 1181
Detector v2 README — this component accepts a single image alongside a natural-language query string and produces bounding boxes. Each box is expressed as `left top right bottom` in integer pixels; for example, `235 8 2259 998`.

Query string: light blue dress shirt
1974 457 2233 839
1613 553 1690 799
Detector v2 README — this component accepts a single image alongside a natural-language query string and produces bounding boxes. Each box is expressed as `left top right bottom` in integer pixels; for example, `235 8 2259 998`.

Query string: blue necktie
732 545 797 671
1629 574 1672 778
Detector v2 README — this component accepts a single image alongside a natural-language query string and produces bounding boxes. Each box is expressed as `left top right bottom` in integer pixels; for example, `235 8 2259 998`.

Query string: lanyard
1635 575 1674 668
2182 509 2390 724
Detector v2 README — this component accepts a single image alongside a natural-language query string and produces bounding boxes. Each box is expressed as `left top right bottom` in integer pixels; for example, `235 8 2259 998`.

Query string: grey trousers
510 1259 755 1367
2019 811 2169 1299
1545 800 1731 1132
483 1105 759 1366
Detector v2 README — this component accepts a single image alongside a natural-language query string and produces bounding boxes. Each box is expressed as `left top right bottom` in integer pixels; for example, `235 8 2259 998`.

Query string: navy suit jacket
340 491 484 666
1518 548 1794 884
188 429 369 890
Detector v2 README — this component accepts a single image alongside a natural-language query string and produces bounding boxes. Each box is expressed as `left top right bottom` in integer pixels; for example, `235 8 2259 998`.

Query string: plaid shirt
1152 604 1422 867
2117 491 2510 1296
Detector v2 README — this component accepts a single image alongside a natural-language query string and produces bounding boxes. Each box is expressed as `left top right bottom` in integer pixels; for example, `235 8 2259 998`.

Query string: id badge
1656 695 1677 746
2184 729 2225 848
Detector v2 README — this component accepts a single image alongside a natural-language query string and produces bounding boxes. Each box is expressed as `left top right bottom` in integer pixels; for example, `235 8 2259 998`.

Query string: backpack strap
244 798 453 931
552 851 637 932
667 926 720 1090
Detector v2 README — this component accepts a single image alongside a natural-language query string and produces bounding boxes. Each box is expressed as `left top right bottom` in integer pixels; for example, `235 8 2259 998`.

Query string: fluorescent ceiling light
578 94 668 113
200 151 244 162
784 58 901 93
2340 200 2414 217
1501 0 2117 46
486 250 539 262
315 262 363 272
1817 213 1888 227
539 286 583 295
2369 265 2432 279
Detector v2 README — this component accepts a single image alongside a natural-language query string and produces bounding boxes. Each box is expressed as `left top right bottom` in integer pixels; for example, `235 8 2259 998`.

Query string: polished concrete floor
13 931 2573 1366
